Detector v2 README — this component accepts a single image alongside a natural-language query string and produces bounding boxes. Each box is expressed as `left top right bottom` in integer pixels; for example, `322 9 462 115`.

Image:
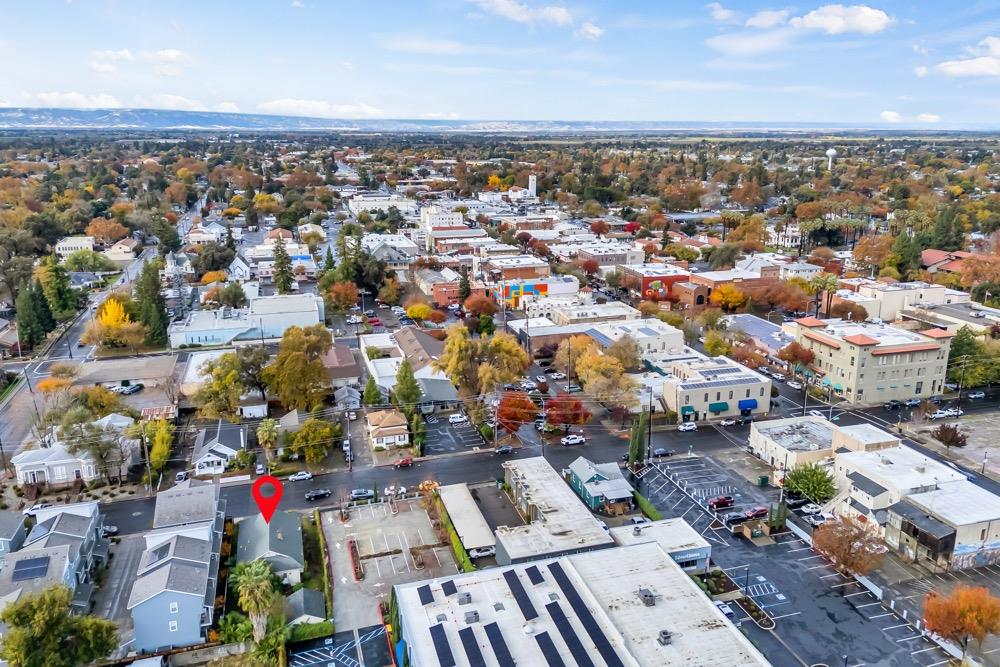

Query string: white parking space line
856 602 882 608
911 647 937 655
798 555 823 560
895 635 923 643
883 623 911 630
868 613 894 619
820 573 841 579
831 581 858 588
788 546 813 552
844 591 870 597
808 565 829 570
768 611 802 620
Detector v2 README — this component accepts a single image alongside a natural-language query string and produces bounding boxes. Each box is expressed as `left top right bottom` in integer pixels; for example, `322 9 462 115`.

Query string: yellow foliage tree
201 270 228 284
98 298 131 327
37 377 71 395
709 283 748 311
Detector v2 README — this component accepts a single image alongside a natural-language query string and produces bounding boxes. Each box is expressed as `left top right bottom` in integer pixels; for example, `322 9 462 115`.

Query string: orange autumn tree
496 391 538 436
812 516 885 576
85 218 129 245
924 585 1000 661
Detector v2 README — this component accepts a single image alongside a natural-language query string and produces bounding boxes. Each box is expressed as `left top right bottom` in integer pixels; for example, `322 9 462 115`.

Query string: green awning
708 402 729 412
681 406 695 414
834 383 843 391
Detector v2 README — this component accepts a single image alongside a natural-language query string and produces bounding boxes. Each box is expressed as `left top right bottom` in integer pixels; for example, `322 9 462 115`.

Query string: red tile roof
843 334 880 346
871 343 940 356
920 328 954 339
795 316 826 328
803 330 840 349
921 249 951 266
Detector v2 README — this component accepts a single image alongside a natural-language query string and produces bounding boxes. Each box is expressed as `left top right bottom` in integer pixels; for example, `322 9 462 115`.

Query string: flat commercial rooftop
438 484 496 551
907 480 1000 526
498 457 614 562
836 446 966 492
755 417 835 452
609 518 710 554
838 423 897 446
394 542 770 667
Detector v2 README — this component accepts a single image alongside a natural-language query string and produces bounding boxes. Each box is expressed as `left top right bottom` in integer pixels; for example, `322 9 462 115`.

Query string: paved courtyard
320 498 457 631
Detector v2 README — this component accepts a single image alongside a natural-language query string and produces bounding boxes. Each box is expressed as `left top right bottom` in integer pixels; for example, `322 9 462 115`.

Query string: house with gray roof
130 482 224 653
0 512 25 555
191 420 246 476
566 456 635 515
0 544 78 610
236 511 304 584
285 587 326 626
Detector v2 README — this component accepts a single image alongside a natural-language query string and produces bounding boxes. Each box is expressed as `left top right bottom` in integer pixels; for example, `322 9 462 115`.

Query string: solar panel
548 561 625 667
418 584 434 606
11 556 50 582
458 626 487 667
525 565 544 585
429 623 456 667
534 631 567 667
502 569 538 620
546 601 595 667
441 579 457 597
484 622 515 667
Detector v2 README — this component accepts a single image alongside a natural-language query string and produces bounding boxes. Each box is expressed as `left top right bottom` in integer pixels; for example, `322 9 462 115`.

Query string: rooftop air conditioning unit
657 630 673 646
458 592 472 605
464 611 480 624
638 589 657 607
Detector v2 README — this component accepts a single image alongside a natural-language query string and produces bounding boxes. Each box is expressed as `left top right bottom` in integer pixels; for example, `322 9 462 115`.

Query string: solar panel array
548 561 626 667
484 622 515 667
502 569 538 620
680 376 762 391
525 564 544 585
11 556 50 582
418 584 434 606
534 631 567 667
429 623 456 667
546 601 596 667
441 579 457 597
458 627 486 667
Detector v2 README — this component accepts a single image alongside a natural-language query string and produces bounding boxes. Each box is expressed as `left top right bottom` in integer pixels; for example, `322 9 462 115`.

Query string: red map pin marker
252 475 283 524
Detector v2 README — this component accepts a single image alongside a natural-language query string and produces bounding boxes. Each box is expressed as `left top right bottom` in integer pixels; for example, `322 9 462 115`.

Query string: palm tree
256 418 279 462
809 272 840 317
230 560 275 642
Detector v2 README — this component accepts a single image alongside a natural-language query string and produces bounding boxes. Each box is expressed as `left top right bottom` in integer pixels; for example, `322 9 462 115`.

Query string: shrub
288 620 334 643
633 491 663 521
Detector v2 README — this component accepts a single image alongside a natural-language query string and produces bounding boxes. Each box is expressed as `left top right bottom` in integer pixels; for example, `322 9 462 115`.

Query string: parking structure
637 457 957 667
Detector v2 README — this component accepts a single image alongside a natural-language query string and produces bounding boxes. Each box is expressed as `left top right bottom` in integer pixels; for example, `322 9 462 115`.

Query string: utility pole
0 430 8 473
139 428 152 496
646 390 653 463
956 355 967 419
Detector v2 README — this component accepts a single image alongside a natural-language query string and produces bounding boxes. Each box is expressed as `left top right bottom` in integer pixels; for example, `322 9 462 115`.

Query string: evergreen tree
37 255 74 318
15 283 43 349
324 246 336 273
135 262 168 346
393 360 421 412
32 280 55 333
272 236 293 294
459 266 471 300
362 375 383 406
245 205 258 230
225 224 236 251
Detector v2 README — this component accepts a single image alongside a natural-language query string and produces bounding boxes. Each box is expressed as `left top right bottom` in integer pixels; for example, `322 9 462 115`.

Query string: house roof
0 544 72 601
416 378 458 403
870 343 939 356
137 534 211 576
795 316 826 328
847 471 888 497
843 334 880 346
127 559 209 609
0 512 24 541
392 327 443 372
192 420 246 464
153 483 220 529
920 328 954 339
236 512 304 567
285 587 326 622
321 345 360 379
568 456 634 501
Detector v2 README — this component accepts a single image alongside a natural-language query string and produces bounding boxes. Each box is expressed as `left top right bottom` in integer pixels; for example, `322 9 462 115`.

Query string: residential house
285 588 326 626
236 511 304 584
191 420 247 475
68 272 103 290
105 237 140 263
333 386 361 410
55 236 94 259
0 512 25 555
921 249 973 276
0 318 21 357
320 345 361 388
566 457 635 515
366 409 410 450
359 327 452 401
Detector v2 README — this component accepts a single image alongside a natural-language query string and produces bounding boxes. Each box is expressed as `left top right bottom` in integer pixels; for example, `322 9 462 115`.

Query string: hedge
313 510 333 617
634 491 663 521
434 493 475 573
288 620 334 643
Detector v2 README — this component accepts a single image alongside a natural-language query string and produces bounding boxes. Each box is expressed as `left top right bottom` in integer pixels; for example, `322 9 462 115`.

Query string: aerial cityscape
1 1 1000 667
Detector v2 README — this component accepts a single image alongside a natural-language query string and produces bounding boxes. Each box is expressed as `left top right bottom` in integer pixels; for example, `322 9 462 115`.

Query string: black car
494 445 514 455
652 448 675 457
884 399 903 410
305 489 332 501
350 488 375 500
783 495 810 509
724 512 751 526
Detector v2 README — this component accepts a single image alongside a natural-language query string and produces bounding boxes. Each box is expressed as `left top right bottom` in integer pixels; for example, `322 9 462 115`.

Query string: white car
943 407 963 417
787 381 803 390
346 315 362 324
771 373 786 382
520 381 537 390
287 471 313 482
560 435 586 446
805 512 835 527
678 423 697 432
968 391 986 400
800 503 823 515
928 410 950 420
718 419 737 427
448 414 469 424
347 411 357 421
447 303 461 311
468 546 496 558
535 375 547 384
22 503 51 517
808 410 825 418
714 601 737 619
549 372 566 380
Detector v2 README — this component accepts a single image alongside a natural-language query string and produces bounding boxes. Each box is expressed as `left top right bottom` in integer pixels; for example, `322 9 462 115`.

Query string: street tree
709 283 747 311
262 325 332 411
553 335 598 379
496 391 538 435
363 375 383 406
628 412 648 464
783 463 835 502
256 418 279 461
194 354 245 423
328 281 359 311
923 585 1000 662
463 293 497 317
0 585 117 667
932 423 968 449
64 249 116 272
291 418 338 465
272 236 293 294
545 393 592 429
606 335 642 371
406 303 432 322
703 330 731 357
35 254 75 319
812 516 885 576
393 359 422 411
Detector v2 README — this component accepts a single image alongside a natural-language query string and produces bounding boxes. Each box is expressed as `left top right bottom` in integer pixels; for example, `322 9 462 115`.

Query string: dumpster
757 475 769 487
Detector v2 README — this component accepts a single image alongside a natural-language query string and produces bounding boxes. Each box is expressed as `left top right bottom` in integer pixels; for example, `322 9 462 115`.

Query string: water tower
826 148 838 171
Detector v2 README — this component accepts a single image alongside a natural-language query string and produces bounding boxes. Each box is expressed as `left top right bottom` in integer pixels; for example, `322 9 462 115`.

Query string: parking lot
289 625 391 667
320 498 458 631
422 413 486 455
639 458 957 667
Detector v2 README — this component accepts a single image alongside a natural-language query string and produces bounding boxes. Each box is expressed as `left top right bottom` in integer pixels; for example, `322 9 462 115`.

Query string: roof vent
436 614 447 623
464 610 480 624
657 630 673 646
637 589 657 607
457 592 472 605
632 526 643 536
522 622 535 635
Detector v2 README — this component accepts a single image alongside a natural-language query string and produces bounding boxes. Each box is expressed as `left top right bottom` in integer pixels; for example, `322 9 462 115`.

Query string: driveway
93 534 145 620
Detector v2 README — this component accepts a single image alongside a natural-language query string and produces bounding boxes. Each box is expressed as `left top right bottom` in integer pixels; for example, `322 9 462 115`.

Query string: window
703 393 708 402
675 558 699 569
982 528 988 540
169 620 178 632
170 602 179 614
716 392 721 401
729 391 733 399
759 387 764 397
915 381 923 395
745 389 750 398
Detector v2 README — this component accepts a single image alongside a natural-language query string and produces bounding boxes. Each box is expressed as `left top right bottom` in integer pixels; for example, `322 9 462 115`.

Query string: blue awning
821 378 831 386
834 383 843 391
738 399 758 410
681 405 695 414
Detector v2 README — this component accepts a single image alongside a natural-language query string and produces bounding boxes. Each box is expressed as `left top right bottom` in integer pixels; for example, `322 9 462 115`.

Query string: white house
366 409 410 450
191 420 247 475
104 237 140 263
55 236 95 259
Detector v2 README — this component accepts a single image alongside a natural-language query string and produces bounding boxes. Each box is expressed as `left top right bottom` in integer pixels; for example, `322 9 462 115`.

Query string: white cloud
911 43 928 56
469 0 572 26
140 48 191 63
705 28 795 55
746 9 789 29
880 110 902 123
706 2 739 23
790 4 894 35
92 49 133 61
291 0 304 7
575 21 604 40
914 65 928 77
26 91 122 108
933 36 1000 77
134 94 204 111
256 98 385 118
88 61 117 74
917 113 940 122
216 102 240 113
382 37 466 55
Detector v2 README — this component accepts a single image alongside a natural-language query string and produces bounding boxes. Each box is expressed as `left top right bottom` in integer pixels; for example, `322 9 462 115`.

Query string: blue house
566 457 635 515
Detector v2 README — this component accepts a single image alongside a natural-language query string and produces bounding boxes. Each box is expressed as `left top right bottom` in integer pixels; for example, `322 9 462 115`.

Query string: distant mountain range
0 107 987 134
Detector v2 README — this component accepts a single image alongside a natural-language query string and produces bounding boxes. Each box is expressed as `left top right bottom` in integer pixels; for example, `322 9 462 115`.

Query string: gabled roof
153 483 220 529
236 512 304 568
127 559 209 609
392 327 443 372
286 587 326 622
843 334 880 346
920 328 954 339
795 316 826 328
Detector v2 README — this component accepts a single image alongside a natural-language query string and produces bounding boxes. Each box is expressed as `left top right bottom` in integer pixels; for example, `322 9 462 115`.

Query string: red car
707 495 734 509
368 317 382 326
743 506 769 520
394 457 413 468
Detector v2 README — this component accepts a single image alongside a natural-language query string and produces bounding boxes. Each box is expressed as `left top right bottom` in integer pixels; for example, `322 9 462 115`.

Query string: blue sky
4 1 1000 126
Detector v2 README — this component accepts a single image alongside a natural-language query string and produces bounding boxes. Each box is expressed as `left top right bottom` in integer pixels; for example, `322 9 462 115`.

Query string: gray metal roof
888 501 955 539
847 472 888 497
416 378 459 403
153 483 220 529
127 559 209 609
0 512 24 541
285 587 326 622
138 535 211 576
236 511 304 568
